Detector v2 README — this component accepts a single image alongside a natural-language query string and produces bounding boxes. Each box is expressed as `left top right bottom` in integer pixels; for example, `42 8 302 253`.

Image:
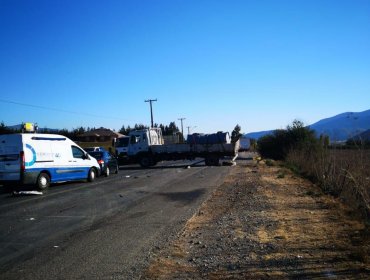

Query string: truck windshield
116 137 129 147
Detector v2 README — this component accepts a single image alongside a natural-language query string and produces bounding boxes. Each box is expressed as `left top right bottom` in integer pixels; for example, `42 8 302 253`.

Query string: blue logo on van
25 144 36 167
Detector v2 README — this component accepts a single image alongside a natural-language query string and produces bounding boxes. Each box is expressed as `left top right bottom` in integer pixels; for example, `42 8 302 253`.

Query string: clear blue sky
1 0 369 134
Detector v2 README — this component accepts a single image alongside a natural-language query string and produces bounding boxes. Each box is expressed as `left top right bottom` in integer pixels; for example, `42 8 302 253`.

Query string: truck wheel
87 168 96 182
139 156 152 168
205 155 220 166
37 172 50 190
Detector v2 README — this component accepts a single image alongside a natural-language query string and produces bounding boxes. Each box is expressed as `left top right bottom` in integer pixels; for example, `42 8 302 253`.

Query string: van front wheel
87 168 96 182
37 173 50 190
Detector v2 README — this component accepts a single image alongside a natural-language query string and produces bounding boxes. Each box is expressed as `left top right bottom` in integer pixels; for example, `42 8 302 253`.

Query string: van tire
87 168 96 182
37 173 50 190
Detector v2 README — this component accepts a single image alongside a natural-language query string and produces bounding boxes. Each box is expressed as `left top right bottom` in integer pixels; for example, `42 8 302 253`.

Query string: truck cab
127 128 163 156
112 136 130 156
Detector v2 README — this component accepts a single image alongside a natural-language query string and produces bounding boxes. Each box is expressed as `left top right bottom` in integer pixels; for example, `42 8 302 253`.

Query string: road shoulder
143 159 370 279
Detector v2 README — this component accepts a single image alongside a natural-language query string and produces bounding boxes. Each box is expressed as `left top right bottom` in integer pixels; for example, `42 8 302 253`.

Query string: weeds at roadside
286 147 370 222
260 147 370 223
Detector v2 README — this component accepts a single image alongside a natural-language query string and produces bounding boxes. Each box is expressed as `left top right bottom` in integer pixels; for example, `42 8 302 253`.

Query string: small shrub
277 171 285 179
257 120 318 160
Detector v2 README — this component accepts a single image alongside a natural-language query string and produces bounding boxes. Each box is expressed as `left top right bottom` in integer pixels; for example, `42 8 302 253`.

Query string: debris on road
13 191 43 196
222 161 236 166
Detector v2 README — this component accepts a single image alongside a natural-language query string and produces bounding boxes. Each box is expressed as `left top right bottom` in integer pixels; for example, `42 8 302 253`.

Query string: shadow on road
156 188 206 204
119 160 205 171
137 188 207 205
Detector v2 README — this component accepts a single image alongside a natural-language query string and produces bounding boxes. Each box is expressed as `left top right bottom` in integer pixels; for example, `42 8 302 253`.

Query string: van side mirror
83 153 90 160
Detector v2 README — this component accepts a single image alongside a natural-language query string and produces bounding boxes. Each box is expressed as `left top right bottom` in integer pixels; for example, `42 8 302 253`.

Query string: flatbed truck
120 128 240 167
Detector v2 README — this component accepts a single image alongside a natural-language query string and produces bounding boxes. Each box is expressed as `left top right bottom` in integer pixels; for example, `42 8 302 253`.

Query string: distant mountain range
245 109 370 141
350 129 370 141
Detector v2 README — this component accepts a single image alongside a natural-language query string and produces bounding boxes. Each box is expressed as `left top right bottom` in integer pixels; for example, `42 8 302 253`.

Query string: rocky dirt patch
142 159 369 279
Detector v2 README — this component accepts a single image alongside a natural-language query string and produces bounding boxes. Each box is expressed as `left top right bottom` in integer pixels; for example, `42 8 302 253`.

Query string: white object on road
13 191 43 196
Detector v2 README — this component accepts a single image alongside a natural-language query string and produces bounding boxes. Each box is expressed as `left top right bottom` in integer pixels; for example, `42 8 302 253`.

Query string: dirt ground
142 157 370 279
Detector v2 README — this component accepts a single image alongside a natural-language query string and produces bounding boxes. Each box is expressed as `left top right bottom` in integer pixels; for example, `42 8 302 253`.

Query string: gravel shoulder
143 158 370 279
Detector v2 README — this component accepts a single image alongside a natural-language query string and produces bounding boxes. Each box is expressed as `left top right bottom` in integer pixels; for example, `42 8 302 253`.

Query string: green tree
257 120 318 160
119 125 127 135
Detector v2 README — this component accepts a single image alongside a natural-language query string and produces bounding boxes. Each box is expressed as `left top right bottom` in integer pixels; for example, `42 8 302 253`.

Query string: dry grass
286 148 370 221
143 162 370 279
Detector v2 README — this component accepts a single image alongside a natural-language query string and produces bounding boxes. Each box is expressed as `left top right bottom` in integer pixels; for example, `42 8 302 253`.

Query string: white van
0 133 101 190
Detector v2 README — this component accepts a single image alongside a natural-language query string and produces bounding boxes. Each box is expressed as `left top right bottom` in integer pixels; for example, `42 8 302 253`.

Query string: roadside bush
257 120 370 221
257 120 318 160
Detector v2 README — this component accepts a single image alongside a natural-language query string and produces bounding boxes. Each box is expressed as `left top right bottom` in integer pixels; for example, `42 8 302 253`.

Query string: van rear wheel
87 168 96 182
37 173 50 190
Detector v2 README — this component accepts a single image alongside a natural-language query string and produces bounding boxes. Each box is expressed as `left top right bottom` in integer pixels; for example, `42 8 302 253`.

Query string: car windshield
88 152 103 160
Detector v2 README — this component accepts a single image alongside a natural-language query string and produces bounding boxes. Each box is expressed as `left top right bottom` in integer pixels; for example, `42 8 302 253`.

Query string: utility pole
178 117 186 139
187 126 191 135
187 125 197 135
145 99 157 128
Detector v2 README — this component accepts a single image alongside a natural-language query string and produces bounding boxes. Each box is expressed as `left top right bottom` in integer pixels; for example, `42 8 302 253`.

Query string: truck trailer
121 128 240 168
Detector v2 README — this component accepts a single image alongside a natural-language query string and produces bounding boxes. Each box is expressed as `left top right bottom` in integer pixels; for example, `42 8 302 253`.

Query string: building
78 127 124 142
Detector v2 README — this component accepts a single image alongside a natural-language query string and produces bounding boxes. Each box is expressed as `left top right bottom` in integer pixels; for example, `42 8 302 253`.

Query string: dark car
87 151 119 177
84 146 107 153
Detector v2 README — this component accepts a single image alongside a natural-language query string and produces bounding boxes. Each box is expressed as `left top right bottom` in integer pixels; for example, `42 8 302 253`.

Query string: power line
0 98 135 122
187 125 197 135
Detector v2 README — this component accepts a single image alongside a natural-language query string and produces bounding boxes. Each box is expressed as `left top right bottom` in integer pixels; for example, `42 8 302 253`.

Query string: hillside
309 110 370 141
351 129 370 142
245 109 370 141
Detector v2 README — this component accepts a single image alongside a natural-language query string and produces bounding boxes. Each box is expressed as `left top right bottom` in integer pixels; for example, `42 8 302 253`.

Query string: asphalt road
0 159 232 279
